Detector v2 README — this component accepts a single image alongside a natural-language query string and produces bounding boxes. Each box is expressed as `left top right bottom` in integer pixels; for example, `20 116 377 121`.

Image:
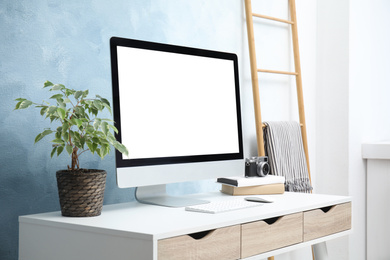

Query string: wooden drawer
158 225 240 260
304 202 351 241
241 213 303 258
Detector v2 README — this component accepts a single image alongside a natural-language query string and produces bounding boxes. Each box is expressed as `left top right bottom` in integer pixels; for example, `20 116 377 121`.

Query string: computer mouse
245 196 273 203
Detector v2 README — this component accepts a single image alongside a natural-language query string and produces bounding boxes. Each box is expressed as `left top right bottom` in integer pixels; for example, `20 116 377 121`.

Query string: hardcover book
217 175 285 187
220 183 285 196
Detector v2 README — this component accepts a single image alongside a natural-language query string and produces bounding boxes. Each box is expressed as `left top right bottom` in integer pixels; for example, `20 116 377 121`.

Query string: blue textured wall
0 0 242 259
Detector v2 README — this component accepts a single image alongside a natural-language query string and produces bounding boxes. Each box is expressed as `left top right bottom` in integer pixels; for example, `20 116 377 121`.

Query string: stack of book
217 175 285 196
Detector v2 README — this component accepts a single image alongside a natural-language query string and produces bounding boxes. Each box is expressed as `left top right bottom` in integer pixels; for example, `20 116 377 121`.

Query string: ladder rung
257 68 298 76
252 13 294 25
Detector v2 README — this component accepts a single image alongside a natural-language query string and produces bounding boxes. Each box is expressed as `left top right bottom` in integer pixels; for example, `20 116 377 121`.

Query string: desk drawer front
241 212 303 258
304 202 351 241
158 225 240 260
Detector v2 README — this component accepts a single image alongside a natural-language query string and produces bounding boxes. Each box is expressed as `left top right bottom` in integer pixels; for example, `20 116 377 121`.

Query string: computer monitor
110 37 244 207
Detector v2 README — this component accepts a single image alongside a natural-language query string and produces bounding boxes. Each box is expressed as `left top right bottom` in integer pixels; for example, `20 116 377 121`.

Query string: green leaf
102 144 109 158
69 118 83 128
75 119 83 128
50 94 63 100
74 91 83 99
93 118 101 130
55 130 61 140
87 141 97 153
114 142 129 157
74 131 81 139
96 148 101 157
102 102 112 114
64 88 75 97
34 129 53 143
57 99 66 110
14 100 24 110
62 122 69 132
96 95 110 106
101 121 109 136
80 136 85 149
69 130 75 140
51 146 57 158
107 133 117 144
66 145 73 155
69 117 77 126
62 123 69 141
34 133 42 143
40 106 48 116
47 106 58 115
86 141 93 152
93 100 103 110
57 107 66 120
62 131 69 142
108 124 118 134
43 81 54 88
100 97 110 106
85 126 95 134
20 100 33 109
74 106 85 117
42 129 53 135
90 107 98 116
82 90 89 98
15 100 33 110
14 99 27 110
99 137 109 144
57 146 64 156
51 84 65 91
52 138 65 145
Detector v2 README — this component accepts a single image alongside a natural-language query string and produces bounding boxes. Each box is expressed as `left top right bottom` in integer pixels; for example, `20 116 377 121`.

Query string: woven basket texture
56 169 106 217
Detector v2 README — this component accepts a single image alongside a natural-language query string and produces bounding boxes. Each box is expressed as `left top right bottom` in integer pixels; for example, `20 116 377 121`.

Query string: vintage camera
245 156 270 177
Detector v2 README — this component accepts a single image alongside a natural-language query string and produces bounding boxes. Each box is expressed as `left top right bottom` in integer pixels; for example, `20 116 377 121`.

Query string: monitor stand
135 184 209 207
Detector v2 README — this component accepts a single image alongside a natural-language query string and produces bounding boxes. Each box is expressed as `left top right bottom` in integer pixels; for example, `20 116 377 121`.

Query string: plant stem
71 147 79 170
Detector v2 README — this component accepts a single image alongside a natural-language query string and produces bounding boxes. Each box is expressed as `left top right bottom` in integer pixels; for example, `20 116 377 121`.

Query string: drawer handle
320 205 335 213
264 216 282 225
188 230 215 240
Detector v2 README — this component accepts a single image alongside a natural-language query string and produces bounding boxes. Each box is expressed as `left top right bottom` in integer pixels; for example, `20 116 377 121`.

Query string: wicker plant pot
56 169 107 217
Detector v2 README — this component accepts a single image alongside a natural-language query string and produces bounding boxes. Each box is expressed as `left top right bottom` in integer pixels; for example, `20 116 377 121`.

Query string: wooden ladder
244 1 313 259
244 0 311 181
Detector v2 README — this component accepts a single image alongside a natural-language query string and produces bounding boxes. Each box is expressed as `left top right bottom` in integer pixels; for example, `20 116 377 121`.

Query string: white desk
19 192 351 260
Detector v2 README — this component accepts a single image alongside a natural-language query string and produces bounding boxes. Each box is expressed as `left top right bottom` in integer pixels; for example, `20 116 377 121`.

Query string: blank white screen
117 46 240 160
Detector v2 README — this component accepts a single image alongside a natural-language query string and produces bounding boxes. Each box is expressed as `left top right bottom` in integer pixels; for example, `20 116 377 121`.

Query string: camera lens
256 162 270 177
262 163 270 175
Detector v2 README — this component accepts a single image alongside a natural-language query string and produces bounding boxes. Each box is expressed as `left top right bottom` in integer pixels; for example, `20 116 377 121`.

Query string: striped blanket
263 121 313 193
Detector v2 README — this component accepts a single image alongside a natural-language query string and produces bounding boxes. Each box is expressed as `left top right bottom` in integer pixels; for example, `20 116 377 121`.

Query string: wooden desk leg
312 242 328 260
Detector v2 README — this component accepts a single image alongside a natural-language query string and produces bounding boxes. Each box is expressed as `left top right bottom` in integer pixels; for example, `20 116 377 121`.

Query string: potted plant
14 81 128 217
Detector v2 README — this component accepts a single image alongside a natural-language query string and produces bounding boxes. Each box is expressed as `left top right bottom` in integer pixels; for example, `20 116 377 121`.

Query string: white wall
316 0 350 258
349 1 390 259
316 0 350 196
317 0 390 259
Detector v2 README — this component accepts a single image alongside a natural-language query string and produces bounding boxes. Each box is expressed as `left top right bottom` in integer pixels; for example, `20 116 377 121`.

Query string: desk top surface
19 192 351 241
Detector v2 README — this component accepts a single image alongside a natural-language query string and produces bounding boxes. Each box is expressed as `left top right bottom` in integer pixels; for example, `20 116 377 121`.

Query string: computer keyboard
185 199 263 214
